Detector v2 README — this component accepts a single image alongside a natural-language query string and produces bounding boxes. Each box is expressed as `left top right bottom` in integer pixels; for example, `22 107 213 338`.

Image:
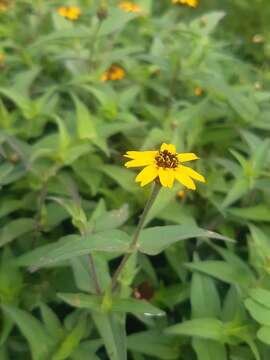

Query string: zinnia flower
118 1 141 13
57 6 81 20
124 143 205 189
172 0 198 8
101 65 125 82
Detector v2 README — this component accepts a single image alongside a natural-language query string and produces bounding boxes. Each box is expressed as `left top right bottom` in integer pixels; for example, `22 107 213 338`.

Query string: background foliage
1 0 270 359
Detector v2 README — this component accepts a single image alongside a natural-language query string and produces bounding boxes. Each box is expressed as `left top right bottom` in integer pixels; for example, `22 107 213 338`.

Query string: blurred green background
1 1 270 359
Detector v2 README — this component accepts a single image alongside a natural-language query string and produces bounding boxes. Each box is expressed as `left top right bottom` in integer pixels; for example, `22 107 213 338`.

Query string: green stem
81 226 102 295
88 254 102 295
111 182 161 291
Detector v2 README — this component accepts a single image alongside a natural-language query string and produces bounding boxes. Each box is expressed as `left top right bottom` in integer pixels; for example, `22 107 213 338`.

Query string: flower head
101 65 125 82
118 1 141 13
57 6 81 20
124 143 205 189
194 87 203 96
0 0 8 12
177 190 185 199
0 52 5 68
172 0 198 8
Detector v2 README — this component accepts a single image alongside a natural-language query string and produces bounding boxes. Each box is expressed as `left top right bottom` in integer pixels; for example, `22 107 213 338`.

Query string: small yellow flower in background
124 143 205 189
177 190 185 199
172 0 198 8
0 0 8 12
0 52 5 67
118 1 141 13
101 65 125 82
57 6 81 20
194 87 203 96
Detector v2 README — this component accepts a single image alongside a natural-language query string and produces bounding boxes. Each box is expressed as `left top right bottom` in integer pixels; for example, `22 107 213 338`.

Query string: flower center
155 150 179 169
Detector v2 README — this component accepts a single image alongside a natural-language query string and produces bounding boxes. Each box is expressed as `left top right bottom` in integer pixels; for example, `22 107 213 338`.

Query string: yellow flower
101 65 125 82
0 0 8 12
57 6 81 20
124 143 205 189
172 0 198 8
177 190 185 199
194 87 203 96
0 52 5 67
118 1 141 13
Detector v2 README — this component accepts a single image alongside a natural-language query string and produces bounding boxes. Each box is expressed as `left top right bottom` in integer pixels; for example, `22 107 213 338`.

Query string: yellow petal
179 165 205 183
160 143 176 154
174 168 196 190
177 153 199 162
158 168 175 188
135 165 158 186
124 151 157 160
125 157 155 168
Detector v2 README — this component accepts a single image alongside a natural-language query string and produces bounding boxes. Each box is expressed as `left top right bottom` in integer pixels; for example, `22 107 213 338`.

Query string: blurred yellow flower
118 1 141 13
101 65 125 82
0 0 8 12
194 87 203 96
0 52 5 66
57 6 81 20
172 0 198 8
177 190 185 199
124 143 205 189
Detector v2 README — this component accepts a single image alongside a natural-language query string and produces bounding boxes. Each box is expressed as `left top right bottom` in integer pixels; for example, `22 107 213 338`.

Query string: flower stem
81 226 102 295
88 254 102 295
111 182 161 291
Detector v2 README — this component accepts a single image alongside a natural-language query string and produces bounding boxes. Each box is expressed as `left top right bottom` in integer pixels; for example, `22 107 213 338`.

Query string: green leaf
58 293 164 317
191 265 221 319
185 260 254 289
101 165 138 193
192 339 227 360
138 225 233 255
245 298 270 326
127 330 179 359
71 254 110 293
0 218 36 247
92 312 127 360
52 315 87 360
0 248 23 304
58 293 101 312
40 304 64 341
144 186 181 225
15 230 130 270
0 312 13 346
249 288 270 309
227 89 259 123
222 286 246 323
94 204 129 232
228 204 270 221
2 305 55 360
99 8 138 36
251 139 270 172
257 326 270 346
0 87 32 118
192 11 225 35
222 177 249 208
0 199 22 218
248 224 270 271
165 318 225 342
72 94 97 140
28 27 91 49
112 298 165 317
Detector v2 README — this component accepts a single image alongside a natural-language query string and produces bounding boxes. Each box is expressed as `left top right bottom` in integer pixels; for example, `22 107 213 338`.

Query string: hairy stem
88 254 102 295
111 182 161 291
